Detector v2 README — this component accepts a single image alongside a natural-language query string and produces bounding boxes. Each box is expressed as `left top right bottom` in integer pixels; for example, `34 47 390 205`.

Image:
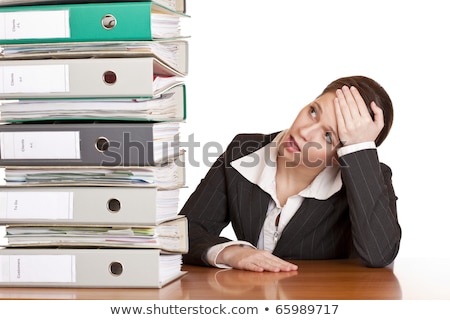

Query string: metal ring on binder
101 14 117 30
103 70 117 85
95 137 110 152
109 262 124 276
107 198 121 213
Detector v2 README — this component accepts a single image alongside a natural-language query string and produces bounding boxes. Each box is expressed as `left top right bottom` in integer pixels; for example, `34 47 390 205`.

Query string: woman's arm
180 133 273 266
180 149 232 266
180 132 299 272
334 85 401 267
339 149 401 267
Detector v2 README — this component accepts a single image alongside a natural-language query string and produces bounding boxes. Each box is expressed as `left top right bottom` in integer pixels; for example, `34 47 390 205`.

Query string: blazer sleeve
338 148 401 267
180 150 231 266
180 133 277 266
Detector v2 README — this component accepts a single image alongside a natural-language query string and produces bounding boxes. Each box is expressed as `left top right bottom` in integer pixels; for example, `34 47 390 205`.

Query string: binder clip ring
102 14 117 30
103 71 117 85
107 198 121 213
95 136 110 152
109 261 124 276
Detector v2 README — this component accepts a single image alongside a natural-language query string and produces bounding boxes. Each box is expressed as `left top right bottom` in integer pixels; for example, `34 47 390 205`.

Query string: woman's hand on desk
217 245 298 272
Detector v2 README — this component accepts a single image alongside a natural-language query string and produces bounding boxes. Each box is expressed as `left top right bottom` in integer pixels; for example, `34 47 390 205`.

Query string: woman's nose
299 124 319 142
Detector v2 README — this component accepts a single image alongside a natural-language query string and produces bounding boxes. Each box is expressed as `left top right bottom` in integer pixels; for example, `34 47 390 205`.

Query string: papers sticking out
0 84 185 122
4 154 185 189
4 216 188 253
0 40 189 76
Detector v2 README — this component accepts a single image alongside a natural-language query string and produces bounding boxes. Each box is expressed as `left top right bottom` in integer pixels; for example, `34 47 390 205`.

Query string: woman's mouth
286 135 301 152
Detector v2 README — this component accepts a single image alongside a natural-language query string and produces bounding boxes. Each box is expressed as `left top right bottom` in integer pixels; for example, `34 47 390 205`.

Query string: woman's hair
320 75 394 146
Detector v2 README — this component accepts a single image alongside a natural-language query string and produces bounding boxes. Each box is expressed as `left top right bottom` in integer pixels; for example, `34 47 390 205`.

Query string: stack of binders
0 0 190 288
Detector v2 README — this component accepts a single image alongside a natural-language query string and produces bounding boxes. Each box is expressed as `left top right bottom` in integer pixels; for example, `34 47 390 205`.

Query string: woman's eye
310 106 317 118
325 132 333 144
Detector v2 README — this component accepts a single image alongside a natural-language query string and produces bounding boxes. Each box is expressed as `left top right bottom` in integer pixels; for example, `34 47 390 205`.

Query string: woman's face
279 92 341 169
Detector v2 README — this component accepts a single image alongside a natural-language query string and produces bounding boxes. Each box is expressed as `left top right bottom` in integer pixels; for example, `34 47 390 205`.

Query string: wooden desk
0 257 449 300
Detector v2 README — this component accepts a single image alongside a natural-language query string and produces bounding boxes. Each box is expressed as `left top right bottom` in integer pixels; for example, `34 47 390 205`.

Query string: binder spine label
0 65 70 94
0 191 74 220
0 255 76 283
0 10 70 40
0 131 80 160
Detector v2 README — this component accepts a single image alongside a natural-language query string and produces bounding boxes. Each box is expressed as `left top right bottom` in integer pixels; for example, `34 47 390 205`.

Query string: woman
180 75 401 272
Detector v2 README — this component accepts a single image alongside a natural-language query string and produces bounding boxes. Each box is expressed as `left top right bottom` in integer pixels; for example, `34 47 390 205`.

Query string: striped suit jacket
180 132 401 268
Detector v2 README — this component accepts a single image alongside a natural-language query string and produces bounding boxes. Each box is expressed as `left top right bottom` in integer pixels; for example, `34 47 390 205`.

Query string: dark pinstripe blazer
180 132 401 268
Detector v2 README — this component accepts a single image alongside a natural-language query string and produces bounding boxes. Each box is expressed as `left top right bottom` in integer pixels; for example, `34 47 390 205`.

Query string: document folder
0 248 186 288
0 1 187 14
0 121 180 166
0 56 184 99
3 153 186 188
0 39 189 76
4 216 189 253
0 1 189 44
0 84 187 123
0 184 181 226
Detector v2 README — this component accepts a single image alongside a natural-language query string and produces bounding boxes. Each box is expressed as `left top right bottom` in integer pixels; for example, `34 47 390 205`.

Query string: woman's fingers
219 245 298 272
334 86 384 145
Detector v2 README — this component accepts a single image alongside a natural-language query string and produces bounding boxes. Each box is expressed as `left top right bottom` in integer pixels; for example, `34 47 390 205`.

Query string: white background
179 0 450 260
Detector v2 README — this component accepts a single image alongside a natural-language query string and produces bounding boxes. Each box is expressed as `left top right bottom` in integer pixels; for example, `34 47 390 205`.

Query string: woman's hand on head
334 86 384 146
217 245 298 272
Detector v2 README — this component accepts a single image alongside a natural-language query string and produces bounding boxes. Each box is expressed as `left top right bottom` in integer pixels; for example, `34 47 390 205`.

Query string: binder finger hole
103 71 117 85
102 14 117 30
107 198 121 212
95 137 110 152
109 262 123 276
